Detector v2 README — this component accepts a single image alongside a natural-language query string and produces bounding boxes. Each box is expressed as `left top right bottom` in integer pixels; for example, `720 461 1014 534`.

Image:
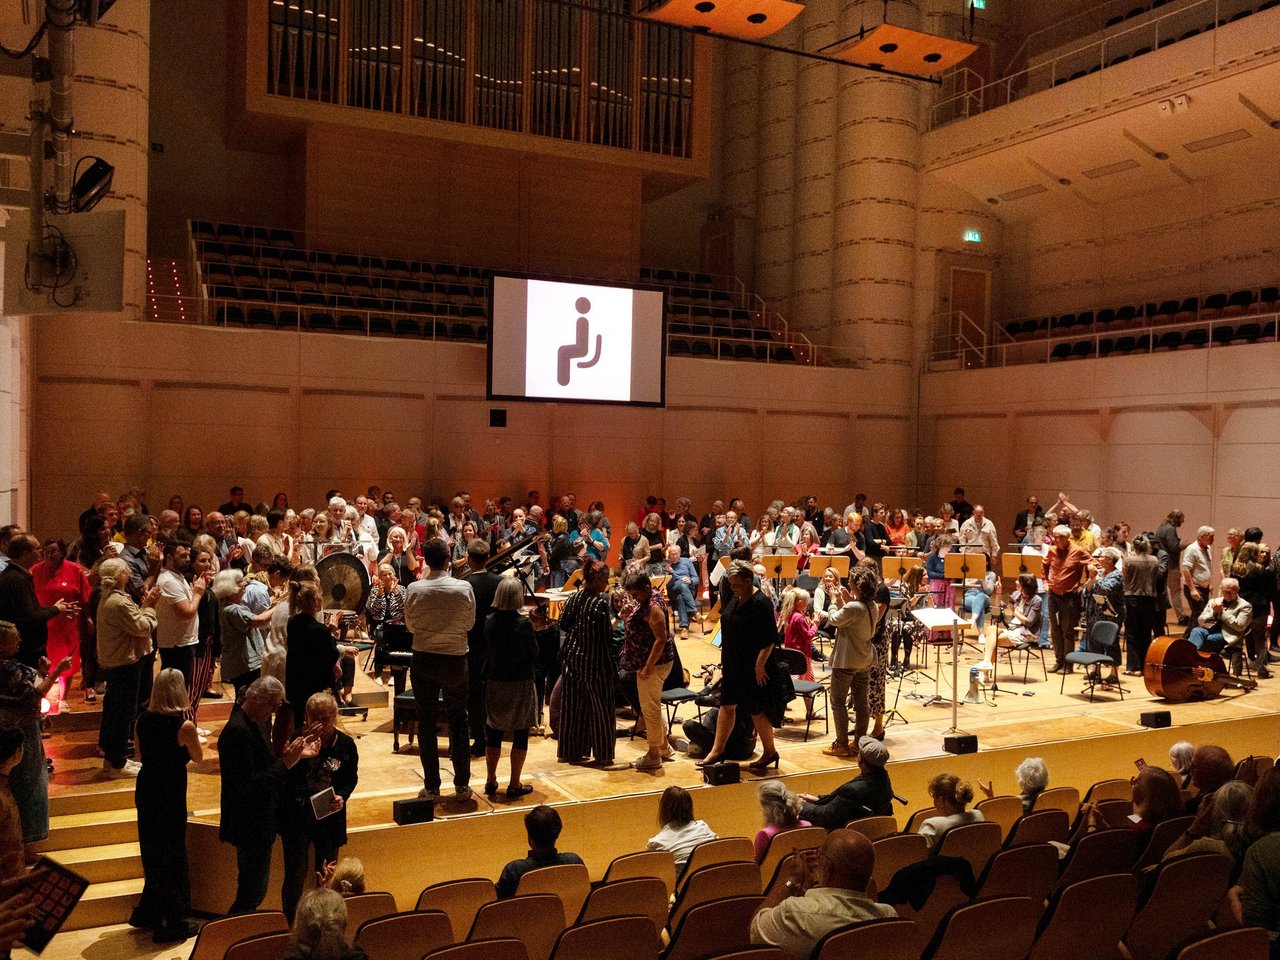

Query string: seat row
213 302 488 341
1003 284 1280 341
1043 319 1279 360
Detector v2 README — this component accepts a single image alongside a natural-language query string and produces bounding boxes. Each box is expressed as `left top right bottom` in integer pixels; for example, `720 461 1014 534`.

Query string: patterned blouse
366 584 406 626
621 593 674 672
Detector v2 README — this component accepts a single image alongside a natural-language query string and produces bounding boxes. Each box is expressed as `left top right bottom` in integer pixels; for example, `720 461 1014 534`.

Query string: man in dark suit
218 676 317 914
1013 496 1044 542
0 534 71 667
462 539 502 757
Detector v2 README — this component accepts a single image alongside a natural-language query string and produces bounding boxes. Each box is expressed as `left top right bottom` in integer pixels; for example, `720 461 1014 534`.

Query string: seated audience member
318 858 366 896
666 544 700 638
1164 779 1251 865
979 757 1049 814
1187 577 1251 662
282 888 367 960
749 830 894 960
495 805 584 899
797 737 894 829
682 702 757 761
1086 766 1182 839
918 774 984 851
1232 768 1280 940
1169 740 1195 789
754 780 811 864
646 785 718 876
960 568 999 636
1186 744 1236 816
982 574 1041 670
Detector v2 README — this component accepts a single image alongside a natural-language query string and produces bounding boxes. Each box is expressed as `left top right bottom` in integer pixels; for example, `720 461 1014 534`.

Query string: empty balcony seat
1116 305 1137 323
385 259 411 278
694 273 714 286
1126 6 1147 18
394 316 422 337
1259 286 1278 311
1050 342 1073 361
1055 313 1077 330
1095 308 1116 325
1229 8 1254 21
450 322 476 341
1157 35 1176 47
772 346 796 363
691 339 714 357
668 338 692 356
268 228 296 247
1261 0 1279 10
1211 325 1235 346
668 320 692 337
1134 334 1151 351
1098 338 1116 356
1071 340 1096 359
1182 328 1209 349
1070 70 1087 81
1106 14 1125 25
227 244 257 265
1153 299 1180 320
1157 330 1183 350
278 308 301 328
215 223 242 242
308 311 336 332
1132 46 1152 57
247 307 276 328
1181 27 1201 39
369 315 394 336
337 314 366 334
191 220 216 240
1003 321 1021 338
1223 289 1256 316
732 342 755 360
1234 322 1262 342
1174 297 1198 323
1115 335 1137 353
1200 293 1228 319
1077 310 1095 327
1109 54 1130 65
217 303 246 326
1262 320 1278 339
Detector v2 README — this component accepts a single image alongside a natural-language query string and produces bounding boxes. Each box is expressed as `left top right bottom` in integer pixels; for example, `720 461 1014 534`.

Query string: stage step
50 697 235 733
48 786 136 818
31 808 137 853
47 841 142 885
64 877 144 931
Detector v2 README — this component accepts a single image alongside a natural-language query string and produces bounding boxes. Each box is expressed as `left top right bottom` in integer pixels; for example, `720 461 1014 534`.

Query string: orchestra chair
812 917 919 960
844 814 899 842
1028 873 1137 960
1175 926 1271 960
974 843 1059 902
577 877 669 938
602 850 677 898
416 878 498 942
355 910 454 960
548 915 661 960
516 863 592 924
660 668 703 729
224 932 293 960
922 896 1039 960
187 911 288 960
773 647 827 741
935 821 1002 878
1129 815 1194 871
1004 809 1070 848
1032 786 1081 821
995 634 1048 683
674 838 754 894
1053 829 1137 894
662 895 763 960
891 874 969 954
426 939 529 960
668 862 761 932
870 834 929 894
343 892 398 931
973 795 1023 841
1060 621 1124 702
757 825 826 887
1122 853 1232 960
469 894 567 960
905 806 939 833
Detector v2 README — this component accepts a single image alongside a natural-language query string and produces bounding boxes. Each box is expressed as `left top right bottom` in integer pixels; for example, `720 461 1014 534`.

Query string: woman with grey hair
979 756 1049 813
212 569 276 699
282 887 366 960
1084 546 1125 690
1165 779 1252 865
1169 740 1195 789
753 780 810 863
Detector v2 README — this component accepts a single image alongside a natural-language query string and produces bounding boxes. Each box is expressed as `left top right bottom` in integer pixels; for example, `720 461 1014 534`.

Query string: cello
1143 634 1257 701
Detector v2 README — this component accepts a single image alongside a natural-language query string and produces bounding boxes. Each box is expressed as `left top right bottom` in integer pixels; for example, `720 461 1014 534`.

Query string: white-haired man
1181 525 1216 629
1187 577 1254 676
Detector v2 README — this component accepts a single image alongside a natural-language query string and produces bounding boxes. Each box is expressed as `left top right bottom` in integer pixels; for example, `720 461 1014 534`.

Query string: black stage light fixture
71 157 114 213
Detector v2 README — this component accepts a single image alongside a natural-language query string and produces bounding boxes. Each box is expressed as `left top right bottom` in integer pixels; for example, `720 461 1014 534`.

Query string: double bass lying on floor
1143 634 1257 701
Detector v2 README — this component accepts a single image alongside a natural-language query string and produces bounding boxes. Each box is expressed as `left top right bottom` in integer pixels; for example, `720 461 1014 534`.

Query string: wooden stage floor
45 612 1280 830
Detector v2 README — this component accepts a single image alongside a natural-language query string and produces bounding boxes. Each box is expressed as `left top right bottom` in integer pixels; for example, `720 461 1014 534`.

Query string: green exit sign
971 0 986 9
963 229 982 243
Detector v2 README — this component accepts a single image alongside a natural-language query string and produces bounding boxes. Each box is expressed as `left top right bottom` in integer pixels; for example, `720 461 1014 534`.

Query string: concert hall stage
43 617 1280 933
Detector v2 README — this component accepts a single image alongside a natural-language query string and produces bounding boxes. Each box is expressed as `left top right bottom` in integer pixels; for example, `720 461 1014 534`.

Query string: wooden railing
265 0 695 158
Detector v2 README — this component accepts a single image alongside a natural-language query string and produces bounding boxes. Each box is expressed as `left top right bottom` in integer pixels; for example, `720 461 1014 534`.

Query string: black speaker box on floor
944 733 978 755
702 762 741 786
393 797 435 825
1139 710 1171 728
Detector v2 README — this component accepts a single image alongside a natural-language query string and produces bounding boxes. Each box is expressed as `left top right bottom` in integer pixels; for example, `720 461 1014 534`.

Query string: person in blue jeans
666 545 700 637
962 570 999 634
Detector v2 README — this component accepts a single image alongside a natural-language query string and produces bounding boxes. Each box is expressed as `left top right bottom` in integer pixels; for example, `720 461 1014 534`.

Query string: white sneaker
454 785 473 803
103 759 140 778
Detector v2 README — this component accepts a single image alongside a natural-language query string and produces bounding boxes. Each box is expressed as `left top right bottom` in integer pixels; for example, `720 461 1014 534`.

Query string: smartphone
1134 757 1148 773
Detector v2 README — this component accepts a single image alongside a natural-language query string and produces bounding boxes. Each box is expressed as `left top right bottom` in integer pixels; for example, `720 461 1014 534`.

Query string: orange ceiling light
828 23 977 77
637 0 806 41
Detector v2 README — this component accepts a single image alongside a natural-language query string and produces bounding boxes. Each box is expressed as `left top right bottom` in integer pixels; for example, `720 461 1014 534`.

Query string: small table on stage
911 607 974 707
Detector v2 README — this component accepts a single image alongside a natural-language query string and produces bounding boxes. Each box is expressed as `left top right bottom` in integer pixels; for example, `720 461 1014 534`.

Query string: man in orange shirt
1043 525 1093 674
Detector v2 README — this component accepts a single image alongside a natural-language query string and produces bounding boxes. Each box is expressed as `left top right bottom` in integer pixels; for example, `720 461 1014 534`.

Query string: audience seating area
994 279 1280 363
185 221 809 365
193 761 1273 960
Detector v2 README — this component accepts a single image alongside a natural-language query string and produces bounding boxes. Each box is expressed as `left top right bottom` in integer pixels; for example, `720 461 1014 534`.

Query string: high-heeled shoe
484 780 499 797
694 754 724 768
746 752 780 771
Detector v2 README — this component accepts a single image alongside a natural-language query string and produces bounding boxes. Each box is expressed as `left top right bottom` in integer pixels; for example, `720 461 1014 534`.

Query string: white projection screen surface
488 276 666 407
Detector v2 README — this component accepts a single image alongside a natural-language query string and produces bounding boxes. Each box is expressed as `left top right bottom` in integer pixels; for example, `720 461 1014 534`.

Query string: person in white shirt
750 829 894 960
646 785 718 878
958 504 999 559
404 539 476 803
917 773 985 852
154 542 208 682
1181 525 1215 628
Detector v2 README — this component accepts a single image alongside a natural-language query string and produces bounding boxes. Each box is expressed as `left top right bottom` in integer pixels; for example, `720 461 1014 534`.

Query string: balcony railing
265 0 695 158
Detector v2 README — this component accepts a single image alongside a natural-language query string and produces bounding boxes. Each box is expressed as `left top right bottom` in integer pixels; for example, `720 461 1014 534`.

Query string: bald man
750 830 895 959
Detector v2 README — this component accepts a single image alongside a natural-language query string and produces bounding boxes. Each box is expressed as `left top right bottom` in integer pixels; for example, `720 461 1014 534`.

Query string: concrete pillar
832 0 923 366
722 43 761 290
788 0 838 342
753 25 800 316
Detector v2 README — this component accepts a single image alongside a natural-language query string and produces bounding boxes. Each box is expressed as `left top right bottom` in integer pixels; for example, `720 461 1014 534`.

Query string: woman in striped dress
557 559 616 765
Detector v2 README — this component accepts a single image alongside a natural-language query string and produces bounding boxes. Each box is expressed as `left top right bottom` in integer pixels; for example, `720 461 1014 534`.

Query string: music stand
880 555 922 582
1001 552 1045 579
757 553 798 594
809 555 850 580
942 550 987 736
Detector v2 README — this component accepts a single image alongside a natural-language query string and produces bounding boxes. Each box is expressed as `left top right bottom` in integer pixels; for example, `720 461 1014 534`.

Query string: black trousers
410 651 471 792
99 660 143 767
1124 596 1158 672
158 645 194 682
229 841 273 915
